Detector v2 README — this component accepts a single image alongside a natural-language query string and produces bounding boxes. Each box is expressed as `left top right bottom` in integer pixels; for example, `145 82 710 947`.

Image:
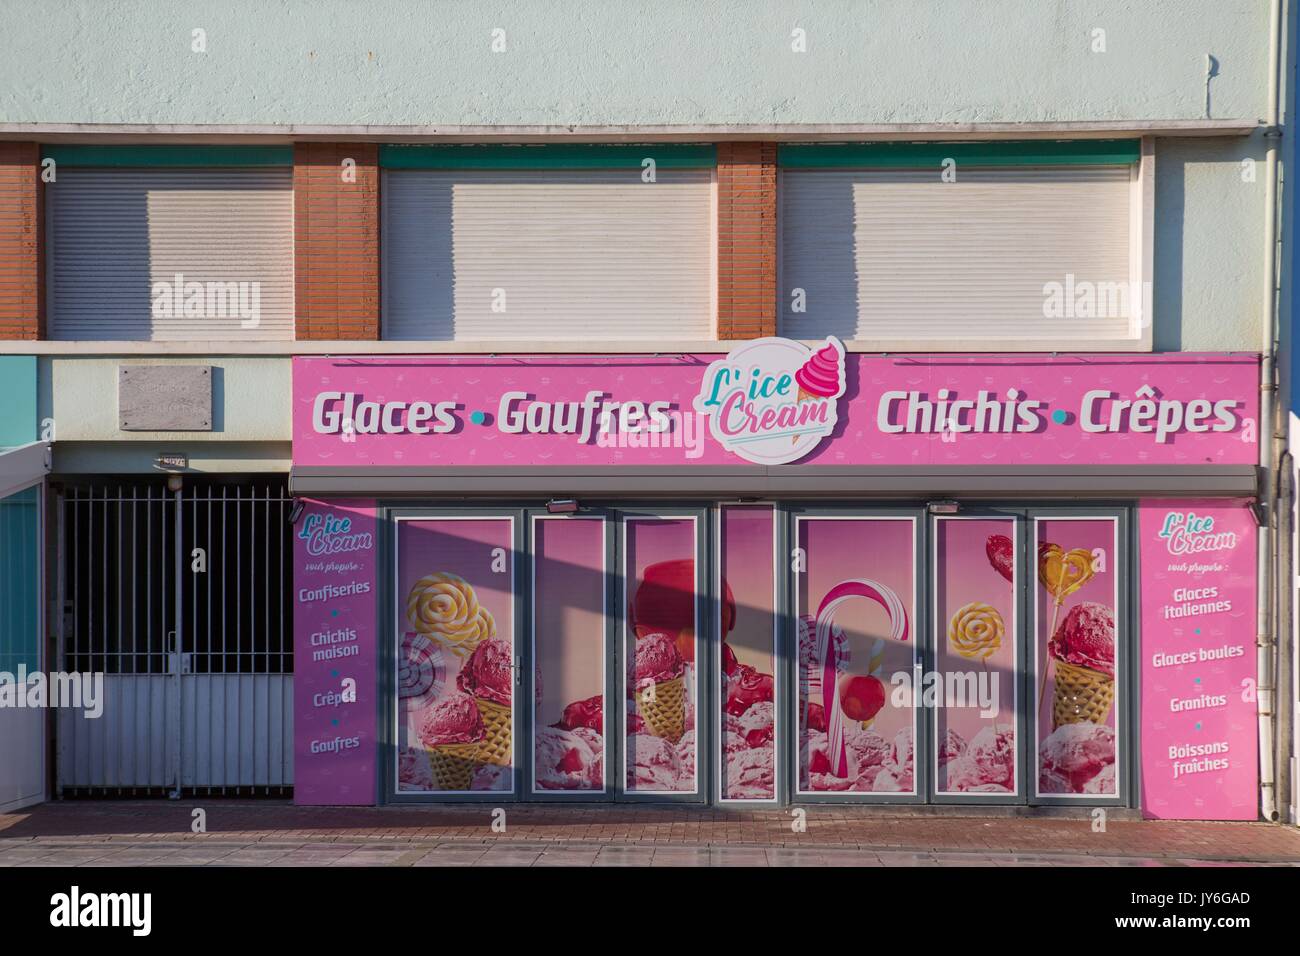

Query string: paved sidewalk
2 801 1298 867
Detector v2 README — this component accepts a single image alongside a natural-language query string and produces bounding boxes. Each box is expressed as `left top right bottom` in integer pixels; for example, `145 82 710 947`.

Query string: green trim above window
380 144 717 170
42 145 293 167
778 139 1141 168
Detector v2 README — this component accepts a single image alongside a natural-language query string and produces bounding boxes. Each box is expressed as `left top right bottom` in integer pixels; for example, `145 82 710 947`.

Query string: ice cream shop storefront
288 341 1264 819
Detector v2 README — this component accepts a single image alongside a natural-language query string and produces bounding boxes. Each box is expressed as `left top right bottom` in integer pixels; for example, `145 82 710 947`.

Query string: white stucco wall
0 1 1271 126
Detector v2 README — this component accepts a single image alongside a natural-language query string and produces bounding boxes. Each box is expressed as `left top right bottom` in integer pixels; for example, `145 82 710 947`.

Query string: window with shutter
47 167 294 341
778 141 1151 349
381 167 715 341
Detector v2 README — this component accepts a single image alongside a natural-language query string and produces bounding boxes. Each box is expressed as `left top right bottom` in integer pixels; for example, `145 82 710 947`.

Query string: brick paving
1 801 1298 866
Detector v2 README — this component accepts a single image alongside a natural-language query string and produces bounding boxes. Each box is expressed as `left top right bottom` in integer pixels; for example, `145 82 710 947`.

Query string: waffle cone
792 387 817 444
474 698 513 767
428 743 479 791
637 675 685 743
1051 659 1114 729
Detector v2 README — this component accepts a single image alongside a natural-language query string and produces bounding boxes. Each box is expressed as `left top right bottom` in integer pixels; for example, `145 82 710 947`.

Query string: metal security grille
56 479 294 797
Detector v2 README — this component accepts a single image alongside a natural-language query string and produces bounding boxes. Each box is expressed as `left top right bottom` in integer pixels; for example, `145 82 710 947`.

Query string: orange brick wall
294 143 380 340
716 142 777 340
0 143 42 340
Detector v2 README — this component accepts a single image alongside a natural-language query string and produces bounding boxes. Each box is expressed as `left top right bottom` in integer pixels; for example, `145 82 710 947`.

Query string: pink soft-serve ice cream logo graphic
694 336 847 465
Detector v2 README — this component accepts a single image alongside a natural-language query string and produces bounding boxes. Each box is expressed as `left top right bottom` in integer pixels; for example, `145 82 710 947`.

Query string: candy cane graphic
815 580 910 779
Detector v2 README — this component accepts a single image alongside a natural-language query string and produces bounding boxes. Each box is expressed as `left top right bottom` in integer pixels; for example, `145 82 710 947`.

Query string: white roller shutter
48 168 294 341
779 166 1136 343
382 169 714 340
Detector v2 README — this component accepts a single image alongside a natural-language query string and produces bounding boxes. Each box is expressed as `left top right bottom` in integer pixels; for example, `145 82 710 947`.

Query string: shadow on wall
1153 135 1266 352
778 173 859 340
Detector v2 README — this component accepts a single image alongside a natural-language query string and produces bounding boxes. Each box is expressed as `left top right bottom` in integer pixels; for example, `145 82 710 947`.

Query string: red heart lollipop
986 534 1014 583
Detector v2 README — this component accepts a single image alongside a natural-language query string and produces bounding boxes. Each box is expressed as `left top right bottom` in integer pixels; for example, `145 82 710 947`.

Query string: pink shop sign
1139 501 1258 820
291 348 1259 469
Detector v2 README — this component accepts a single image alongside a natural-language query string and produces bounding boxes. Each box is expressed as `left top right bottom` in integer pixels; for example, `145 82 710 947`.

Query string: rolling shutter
47 168 294 340
382 169 714 340
779 166 1136 343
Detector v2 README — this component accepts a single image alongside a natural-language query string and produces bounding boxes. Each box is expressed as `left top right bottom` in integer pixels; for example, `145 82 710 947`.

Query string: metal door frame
926 506 1029 806
784 504 928 806
1026 505 1133 809
614 504 712 804
383 506 526 803
523 507 616 802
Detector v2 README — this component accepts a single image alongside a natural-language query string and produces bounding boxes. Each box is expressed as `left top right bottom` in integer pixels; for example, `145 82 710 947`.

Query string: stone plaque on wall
118 365 213 431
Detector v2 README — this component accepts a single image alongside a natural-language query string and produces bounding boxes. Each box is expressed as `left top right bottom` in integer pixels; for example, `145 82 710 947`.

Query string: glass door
790 508 924 803
617 507 709 802
1029 509 1128 806
391 510 521 800
929 511 1025 803
528 509 613 799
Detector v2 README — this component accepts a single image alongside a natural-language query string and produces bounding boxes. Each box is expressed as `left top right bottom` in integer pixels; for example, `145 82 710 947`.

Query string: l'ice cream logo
1158 511 1239 556
297 511 374 556
694 336 846 465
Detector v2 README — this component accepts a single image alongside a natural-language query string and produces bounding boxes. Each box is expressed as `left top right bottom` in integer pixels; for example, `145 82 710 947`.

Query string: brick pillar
294 143 380 340
0 143 43 340
716 142 777 340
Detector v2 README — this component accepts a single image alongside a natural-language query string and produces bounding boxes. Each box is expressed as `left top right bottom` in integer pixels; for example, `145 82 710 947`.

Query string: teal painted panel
43 145 294 167
381 143 716 169
0 356 36 447
778 140 1142 168
0 486 39 674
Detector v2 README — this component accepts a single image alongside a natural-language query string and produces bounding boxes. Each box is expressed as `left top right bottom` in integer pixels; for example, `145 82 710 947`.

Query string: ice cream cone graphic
428 743 480 791
1049 602 1115 730
457 637 514 767
1051 660 1114 728
417 692 486 791
1035 544 1096 714
791 339 845 444
637 675 686 743
473 698 513 766
631 632 686 743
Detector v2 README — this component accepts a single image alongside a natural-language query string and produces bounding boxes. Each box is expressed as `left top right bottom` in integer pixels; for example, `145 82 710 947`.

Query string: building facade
0 1 1292 818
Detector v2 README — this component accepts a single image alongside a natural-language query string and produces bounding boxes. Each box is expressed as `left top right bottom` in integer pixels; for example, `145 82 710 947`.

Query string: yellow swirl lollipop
406 572 496 657
948 602 1004 661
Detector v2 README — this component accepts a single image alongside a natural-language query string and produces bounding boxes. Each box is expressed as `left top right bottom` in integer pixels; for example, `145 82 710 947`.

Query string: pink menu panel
292 352 1259 469
293 499 378 805
1139 500 1258 820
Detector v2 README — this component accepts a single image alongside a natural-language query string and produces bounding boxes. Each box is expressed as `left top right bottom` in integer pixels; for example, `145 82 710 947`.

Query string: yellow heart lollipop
1037 544 1094 604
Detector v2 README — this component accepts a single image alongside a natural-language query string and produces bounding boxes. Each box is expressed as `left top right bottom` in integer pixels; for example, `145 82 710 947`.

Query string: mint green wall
0 357 37 448
0 486 40 673
0 1 1269 125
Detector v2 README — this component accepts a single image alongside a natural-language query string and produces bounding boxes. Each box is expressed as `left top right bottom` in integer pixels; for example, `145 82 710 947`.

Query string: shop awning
0 442 51 499
288 464 1258 500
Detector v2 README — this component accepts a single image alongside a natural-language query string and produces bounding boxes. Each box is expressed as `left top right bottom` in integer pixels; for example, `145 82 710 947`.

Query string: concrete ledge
0 119 1261 143
289 465 1259 499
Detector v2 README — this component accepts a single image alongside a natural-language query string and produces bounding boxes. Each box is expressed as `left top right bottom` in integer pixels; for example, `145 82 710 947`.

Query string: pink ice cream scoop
1049 602 1115 677
736 700 775 748
966 726 1015 788
725 746 775 799
627 733 682 790
417 692 485 747
456 637 513 706
938 728 968 766
1039 721 1116 778
534 726 598 791
633 632 685 685
794 341 844 398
